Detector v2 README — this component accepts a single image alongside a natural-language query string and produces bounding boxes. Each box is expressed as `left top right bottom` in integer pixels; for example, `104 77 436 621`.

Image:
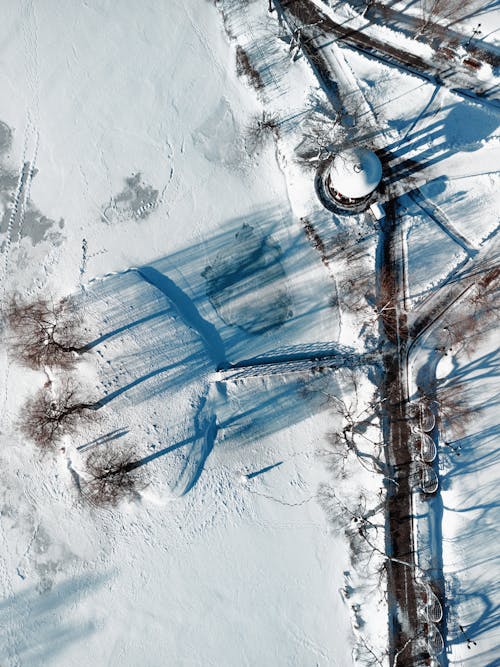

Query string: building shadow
383 99 499 184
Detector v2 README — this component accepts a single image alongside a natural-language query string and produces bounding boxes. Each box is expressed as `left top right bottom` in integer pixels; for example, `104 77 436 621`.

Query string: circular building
326 147 382 212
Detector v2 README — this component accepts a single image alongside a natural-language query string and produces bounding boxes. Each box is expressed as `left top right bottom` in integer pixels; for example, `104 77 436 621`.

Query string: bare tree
5 294 88 369
340 268 375 316
375 266 408 343
305 375 388 478
416 0 470 38
428 380 475 439
294 109 350 168
467 265 499 318
437 274 498 358
83 445 144 507
20 378 98 450
322 407 386 478
245 111 279 153
318 484 388 581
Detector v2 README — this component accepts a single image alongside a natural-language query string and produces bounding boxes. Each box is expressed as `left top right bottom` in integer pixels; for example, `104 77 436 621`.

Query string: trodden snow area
0 1 498 666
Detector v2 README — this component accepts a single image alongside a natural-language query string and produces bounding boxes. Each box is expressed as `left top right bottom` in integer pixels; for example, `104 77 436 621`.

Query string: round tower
326 147 382 211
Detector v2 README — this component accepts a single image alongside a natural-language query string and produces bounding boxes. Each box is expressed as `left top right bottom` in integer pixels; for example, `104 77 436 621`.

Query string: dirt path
378 197 422 665
276 0 499 108
273 1 432 663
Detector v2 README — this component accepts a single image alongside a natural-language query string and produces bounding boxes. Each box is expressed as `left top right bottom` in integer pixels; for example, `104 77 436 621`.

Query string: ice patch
102 173 159 224
193 97 243 167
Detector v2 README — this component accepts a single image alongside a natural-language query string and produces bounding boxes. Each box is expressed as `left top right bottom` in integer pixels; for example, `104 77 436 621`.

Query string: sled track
0 125 39 293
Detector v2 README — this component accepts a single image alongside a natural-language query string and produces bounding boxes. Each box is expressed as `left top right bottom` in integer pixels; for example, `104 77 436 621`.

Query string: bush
236 45 263 90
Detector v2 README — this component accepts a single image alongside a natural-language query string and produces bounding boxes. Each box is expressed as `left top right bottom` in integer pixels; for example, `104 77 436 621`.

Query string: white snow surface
0 1 386 666
1 0 499 665
437 330 499 667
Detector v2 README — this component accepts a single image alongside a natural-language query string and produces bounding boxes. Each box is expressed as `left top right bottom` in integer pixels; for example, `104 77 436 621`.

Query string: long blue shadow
136 266 227 368
86 308 170 349
247 461 283 479
130 435 197 469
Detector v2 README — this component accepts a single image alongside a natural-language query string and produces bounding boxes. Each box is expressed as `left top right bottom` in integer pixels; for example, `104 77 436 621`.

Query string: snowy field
0 1 374 665
439 329 500 666
1 0 499 666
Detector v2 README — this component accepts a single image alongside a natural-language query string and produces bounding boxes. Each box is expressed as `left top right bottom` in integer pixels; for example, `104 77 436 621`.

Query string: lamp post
466 23 482 47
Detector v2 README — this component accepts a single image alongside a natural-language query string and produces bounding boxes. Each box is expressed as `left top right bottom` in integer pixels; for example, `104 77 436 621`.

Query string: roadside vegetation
4 291 143 507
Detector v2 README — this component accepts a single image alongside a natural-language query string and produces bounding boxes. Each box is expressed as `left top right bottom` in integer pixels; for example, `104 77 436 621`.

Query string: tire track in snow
0 124 39 293
0 131 38 667
1 159 29 286
16 130 39 247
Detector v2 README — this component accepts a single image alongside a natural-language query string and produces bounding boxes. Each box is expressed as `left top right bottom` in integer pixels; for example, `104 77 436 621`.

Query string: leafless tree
467 265 499 318
429 380 475 439
437 270 498 358
301 216 330 268
20 378 98 450
245 111 280 153
5 294 88 369
375 266 408 343
83 444 144 507
305 375 388 478
294 109 350 167
323 410 386 478
318 484 388 579
416 0 470 38
340 267 375 315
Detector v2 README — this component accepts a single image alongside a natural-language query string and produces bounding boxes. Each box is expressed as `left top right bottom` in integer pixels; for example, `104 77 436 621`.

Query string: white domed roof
328 147 382 199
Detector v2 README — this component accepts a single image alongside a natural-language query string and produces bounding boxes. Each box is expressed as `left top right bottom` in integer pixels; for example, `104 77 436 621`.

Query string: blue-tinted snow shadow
0 571 109 666
436 345 500 660
215 367 347 446
129 367 349 495
219 0 291 97
384 98 499 183
79 207 348 494
78 428 129 452
247 461 283 479
82 207 340 408
185 369 345 493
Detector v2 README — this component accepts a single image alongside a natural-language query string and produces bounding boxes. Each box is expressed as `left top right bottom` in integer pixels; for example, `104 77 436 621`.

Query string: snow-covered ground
0 1 386 665
438 329 500 666
341 31 499 663
1 0 498 665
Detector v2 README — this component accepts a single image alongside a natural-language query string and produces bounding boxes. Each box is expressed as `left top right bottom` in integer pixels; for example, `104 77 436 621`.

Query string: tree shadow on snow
79 207 347 493
0 571 109 666
437 354 500 660
383 98 499 184
82 206 340 408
